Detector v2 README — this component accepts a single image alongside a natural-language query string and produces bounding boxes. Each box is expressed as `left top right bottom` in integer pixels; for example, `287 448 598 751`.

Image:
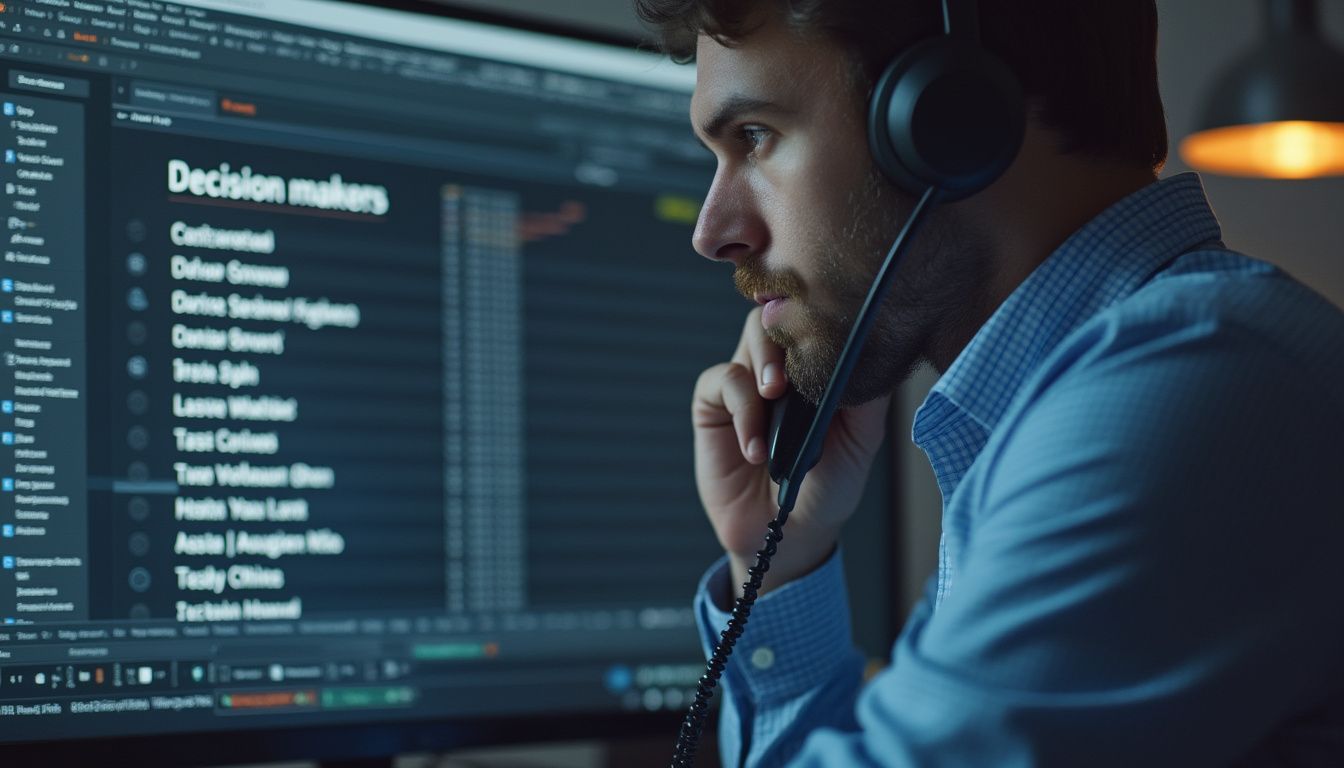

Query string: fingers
691 308 793 468
692 361 768 464
731 307 788 400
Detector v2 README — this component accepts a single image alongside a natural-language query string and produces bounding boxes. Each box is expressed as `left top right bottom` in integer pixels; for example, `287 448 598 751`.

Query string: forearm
694 551 866 767
727 534 837 600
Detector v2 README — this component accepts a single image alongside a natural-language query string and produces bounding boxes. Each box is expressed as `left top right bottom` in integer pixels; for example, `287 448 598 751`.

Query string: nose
692 167 766 267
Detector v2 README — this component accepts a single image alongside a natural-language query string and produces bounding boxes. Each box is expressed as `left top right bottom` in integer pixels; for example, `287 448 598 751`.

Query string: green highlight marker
412 642 486 660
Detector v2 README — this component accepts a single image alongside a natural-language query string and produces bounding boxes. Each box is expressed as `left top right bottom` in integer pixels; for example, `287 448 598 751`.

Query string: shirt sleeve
784 313 1344 766
693 548 867 767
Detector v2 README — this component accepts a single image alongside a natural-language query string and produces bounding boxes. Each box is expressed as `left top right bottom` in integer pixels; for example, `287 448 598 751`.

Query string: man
636 0 1344 765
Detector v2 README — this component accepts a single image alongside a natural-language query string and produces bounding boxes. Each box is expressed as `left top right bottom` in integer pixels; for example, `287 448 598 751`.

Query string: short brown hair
636 0 1168 171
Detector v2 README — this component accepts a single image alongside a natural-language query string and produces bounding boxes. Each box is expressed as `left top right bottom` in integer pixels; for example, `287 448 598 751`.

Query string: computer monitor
0 0 895 762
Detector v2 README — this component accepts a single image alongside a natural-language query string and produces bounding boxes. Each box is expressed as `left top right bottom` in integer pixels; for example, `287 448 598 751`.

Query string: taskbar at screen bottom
0 651 707 750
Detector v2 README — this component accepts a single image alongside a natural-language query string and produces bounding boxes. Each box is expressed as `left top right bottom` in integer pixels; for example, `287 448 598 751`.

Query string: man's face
690 14 988 405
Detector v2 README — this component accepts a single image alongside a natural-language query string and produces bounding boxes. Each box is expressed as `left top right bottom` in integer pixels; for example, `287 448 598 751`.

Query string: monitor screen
0 0 893 759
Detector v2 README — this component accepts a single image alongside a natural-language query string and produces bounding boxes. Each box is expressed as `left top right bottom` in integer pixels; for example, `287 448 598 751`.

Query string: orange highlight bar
220 98 258 117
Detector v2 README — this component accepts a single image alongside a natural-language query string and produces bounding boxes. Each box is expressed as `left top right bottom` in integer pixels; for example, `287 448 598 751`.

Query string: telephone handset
767 387 819 487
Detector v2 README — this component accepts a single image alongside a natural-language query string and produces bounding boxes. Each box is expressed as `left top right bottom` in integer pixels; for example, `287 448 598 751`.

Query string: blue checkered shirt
695 173 1344 767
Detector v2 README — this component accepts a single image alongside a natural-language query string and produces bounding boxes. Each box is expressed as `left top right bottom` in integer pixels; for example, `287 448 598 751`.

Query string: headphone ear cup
868 37 1025 200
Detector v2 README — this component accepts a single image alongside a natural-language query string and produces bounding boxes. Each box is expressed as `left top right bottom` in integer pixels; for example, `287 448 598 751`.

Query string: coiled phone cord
670 514 786 767
669 187 936 767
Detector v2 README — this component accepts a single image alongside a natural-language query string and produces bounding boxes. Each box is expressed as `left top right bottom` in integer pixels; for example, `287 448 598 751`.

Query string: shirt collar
912 172 1224 501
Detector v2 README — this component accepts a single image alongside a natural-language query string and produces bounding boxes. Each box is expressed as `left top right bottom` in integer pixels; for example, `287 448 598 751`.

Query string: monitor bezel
0 0 897 762
361 0 658 52
4 711 692 764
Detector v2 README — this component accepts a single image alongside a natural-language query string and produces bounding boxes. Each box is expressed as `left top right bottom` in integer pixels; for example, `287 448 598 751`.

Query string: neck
925 127 1158 373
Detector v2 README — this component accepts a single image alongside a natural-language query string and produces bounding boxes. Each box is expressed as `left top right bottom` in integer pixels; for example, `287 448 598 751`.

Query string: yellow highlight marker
655 195 701 224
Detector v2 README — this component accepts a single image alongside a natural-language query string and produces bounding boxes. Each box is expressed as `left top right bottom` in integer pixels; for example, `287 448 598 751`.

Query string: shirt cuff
693 547 856 704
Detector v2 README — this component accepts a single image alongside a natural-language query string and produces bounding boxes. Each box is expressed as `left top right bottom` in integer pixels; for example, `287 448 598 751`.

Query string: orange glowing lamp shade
1183 0 1344 179
1180 120 1344 179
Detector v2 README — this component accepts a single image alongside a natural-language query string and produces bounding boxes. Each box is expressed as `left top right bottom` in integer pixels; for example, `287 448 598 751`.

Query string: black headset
868 0 1025 201
672 3 1026 765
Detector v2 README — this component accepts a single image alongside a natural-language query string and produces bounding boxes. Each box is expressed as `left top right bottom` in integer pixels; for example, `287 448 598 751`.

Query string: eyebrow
696 95 792 145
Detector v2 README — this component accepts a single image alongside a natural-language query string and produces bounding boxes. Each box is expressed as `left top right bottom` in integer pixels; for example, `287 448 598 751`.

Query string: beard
733 168 992 407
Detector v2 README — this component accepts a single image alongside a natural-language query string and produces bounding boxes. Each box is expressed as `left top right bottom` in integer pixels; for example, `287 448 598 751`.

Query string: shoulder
977 250 1344 512
1022 250 1344 416
1134 250 1344 363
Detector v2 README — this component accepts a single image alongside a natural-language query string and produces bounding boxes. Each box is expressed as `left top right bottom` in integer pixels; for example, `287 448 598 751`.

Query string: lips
760 297 789 328
754 293 786 306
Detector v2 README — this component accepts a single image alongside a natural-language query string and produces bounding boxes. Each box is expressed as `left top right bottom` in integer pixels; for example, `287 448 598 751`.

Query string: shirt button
750 647 775 670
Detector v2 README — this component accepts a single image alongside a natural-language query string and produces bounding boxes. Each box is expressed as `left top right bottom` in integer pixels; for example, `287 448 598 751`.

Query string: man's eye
739 126 771 152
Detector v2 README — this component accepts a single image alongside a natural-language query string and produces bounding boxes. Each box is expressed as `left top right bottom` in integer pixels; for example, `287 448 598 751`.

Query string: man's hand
692 307 891 599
